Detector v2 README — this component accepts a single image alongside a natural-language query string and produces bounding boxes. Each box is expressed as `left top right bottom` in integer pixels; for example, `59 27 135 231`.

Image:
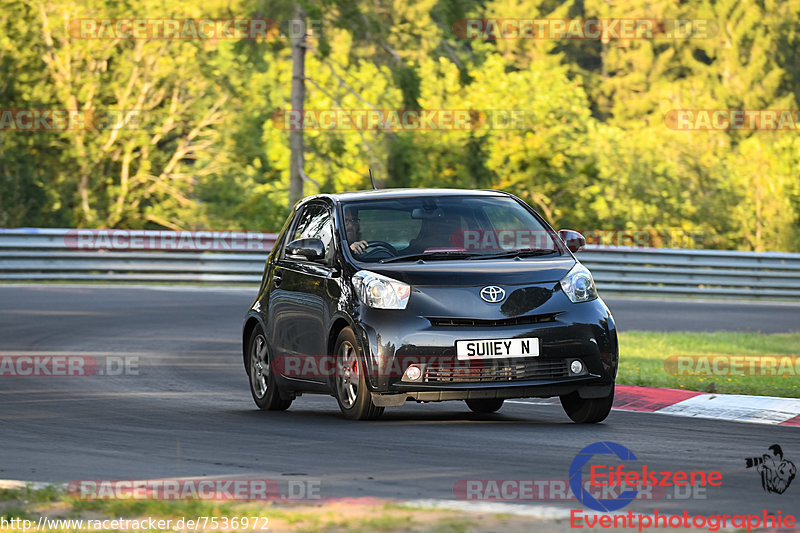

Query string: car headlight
560 263 597 303
352 270 411 310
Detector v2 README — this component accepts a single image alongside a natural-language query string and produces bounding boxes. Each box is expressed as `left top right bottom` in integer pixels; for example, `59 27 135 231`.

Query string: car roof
301 188 511 204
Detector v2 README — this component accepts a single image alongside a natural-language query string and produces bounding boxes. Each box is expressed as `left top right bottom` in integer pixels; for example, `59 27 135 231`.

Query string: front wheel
248 325 292 411
560 387 614 423
333 327 384 420
465 398 504 413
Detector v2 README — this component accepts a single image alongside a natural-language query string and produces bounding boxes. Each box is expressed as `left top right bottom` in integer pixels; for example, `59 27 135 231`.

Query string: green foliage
1 0 798 251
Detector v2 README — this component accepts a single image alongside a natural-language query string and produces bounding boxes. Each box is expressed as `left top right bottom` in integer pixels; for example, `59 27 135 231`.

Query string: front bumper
354 293 618 401
389 377 611 402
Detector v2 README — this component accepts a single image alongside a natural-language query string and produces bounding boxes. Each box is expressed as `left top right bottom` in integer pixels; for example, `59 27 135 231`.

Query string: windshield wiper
469 248 558 260
379 251 483 263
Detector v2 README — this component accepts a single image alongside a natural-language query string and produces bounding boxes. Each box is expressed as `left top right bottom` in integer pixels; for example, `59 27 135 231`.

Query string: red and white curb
613 385 800 426
509 385 800 425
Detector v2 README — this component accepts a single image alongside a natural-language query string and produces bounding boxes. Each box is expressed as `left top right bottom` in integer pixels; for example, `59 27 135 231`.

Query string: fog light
404 365 422 381
570 360 583 374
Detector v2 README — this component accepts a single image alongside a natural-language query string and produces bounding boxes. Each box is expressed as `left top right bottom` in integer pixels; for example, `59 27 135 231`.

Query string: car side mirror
558 230 586 253
286 238 325 261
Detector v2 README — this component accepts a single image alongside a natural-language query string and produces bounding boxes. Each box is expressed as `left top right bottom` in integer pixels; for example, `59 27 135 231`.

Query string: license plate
456 337 540 360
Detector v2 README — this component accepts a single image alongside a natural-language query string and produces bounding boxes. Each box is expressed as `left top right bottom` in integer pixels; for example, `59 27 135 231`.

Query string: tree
289 2 307 206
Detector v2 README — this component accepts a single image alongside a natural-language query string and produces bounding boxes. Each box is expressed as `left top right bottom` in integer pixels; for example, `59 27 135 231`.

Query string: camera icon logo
745 444 796 495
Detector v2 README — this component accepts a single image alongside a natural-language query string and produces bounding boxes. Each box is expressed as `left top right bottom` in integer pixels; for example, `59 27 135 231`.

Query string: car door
267 201 336 385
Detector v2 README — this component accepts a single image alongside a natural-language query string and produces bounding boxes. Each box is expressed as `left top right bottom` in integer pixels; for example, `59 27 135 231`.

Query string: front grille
426 314 558 328
423 358 569 383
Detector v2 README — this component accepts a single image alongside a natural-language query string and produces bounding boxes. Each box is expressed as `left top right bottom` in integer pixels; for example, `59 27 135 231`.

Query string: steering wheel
366 241 398 254
355 241 398 261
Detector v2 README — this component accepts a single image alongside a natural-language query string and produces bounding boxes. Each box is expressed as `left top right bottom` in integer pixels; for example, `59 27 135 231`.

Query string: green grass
356 514 417 531
1 506 35 521
428 517 474 533
618 331 800 397
0 485 62 504
0 489 493 533
65 497 249 520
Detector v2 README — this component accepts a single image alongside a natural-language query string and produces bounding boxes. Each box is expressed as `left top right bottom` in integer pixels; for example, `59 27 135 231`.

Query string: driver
344 210 368 254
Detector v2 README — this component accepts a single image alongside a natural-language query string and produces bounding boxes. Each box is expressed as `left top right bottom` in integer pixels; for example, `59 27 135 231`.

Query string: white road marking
656 393 800 425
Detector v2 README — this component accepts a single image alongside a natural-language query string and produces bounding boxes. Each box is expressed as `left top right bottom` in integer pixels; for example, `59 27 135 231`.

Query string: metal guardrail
576 248 800 299
0 228 273 284
2 228 800 299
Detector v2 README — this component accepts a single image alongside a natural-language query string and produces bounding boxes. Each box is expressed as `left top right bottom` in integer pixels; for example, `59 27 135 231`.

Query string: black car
242 189 618 422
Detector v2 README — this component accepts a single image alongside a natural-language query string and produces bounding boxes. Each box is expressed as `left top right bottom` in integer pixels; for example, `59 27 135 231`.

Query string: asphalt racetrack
1 285 798 517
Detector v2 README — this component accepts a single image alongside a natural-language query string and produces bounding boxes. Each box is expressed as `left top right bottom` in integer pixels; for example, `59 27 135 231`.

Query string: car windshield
340 195 561 263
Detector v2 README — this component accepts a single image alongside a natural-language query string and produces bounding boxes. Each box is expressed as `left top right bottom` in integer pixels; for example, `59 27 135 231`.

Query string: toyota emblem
480 286 506 303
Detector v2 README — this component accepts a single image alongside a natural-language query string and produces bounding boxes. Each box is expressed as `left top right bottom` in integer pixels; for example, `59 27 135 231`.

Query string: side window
287 204 333 260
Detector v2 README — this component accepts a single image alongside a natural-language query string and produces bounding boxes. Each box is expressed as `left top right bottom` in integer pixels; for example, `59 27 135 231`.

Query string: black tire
247 324 292 411
560 386 614 423
333 327 384 420
465 398 504 413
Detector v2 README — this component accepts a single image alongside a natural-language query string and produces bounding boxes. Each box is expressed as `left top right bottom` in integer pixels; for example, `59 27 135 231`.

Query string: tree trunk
289 3 306 207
